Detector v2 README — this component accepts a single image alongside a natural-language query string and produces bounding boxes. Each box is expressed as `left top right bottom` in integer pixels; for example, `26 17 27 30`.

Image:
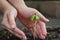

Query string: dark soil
0 27 60 40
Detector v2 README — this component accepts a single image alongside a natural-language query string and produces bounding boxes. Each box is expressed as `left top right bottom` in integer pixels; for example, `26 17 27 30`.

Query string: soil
0 27 60 40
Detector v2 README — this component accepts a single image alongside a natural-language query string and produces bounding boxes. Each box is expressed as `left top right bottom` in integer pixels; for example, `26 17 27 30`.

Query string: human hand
1 0 27 40
7 0 49 39
17 7 49 39
2 8 27 40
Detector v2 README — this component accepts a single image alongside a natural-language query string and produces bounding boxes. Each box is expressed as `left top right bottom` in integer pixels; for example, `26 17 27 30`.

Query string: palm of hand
18 7 47 39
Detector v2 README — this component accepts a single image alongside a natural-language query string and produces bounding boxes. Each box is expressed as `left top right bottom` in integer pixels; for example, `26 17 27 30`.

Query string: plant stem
34 13 39 40
34 21 37 40
30 13 40 40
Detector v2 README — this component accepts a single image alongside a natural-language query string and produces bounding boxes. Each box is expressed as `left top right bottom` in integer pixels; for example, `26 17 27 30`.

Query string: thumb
37 11 49 23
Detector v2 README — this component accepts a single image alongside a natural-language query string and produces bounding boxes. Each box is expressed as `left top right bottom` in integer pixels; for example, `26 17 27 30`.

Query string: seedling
30 13 40 40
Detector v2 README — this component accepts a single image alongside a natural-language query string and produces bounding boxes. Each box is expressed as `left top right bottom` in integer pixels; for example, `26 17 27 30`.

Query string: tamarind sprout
30 14 40 22
30 13 40 40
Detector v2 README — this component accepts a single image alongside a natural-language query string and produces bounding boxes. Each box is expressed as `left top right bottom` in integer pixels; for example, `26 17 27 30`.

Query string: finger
7 12 27 40
29 24 37 37
36 24 45 39
2 13 10 28
36 10 49 23
6 26 27 40
8 16 27 40
2 13 27 40
39 21 47 38
29 27 34 37
25 21 37 37
13 27 27 40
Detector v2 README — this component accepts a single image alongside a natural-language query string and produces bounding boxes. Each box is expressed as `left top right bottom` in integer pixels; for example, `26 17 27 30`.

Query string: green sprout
30 15 35 21
30 13 40 40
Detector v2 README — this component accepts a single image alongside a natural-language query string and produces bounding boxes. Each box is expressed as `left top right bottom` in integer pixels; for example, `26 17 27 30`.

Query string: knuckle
9 26 16 31
12 8 17 14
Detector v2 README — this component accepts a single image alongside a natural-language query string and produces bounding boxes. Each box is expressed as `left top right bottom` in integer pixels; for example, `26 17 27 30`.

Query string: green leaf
35 15 40 21
30 15 35 21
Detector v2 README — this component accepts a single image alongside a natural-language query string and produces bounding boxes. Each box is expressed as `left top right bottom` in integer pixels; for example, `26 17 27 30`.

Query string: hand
17 7 49 39
7 0 49 39
1 1 27 40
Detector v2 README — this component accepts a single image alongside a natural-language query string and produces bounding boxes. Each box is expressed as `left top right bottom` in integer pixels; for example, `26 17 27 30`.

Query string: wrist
8 0 27 8
0 0 13 13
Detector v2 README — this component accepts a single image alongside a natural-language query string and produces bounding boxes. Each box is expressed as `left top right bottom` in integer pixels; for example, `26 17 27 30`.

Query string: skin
8 0 49 39
0 0 49 40
0 0 27 40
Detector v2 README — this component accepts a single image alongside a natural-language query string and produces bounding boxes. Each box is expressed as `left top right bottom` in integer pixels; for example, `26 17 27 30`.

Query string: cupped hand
2 8 27 40
18 7 49 39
